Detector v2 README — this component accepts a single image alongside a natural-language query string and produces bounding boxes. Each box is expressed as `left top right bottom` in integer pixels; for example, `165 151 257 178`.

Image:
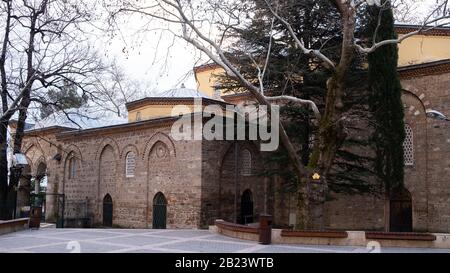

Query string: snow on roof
151 84 211 99
28 107 127 131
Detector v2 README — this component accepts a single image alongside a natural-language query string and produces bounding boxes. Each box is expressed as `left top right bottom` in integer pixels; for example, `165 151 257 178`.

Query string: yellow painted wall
195 35 450 95
128 103 235 122
195 67 227 97
398 35 450 66
127 34 450 123
128 105 187 122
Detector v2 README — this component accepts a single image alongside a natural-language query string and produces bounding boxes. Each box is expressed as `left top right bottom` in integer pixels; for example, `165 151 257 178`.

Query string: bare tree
0 0 104 219
89 59 153 118
107 0 449 228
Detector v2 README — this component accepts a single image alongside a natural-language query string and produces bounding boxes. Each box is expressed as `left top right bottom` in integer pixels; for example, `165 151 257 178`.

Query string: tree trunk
0 120 9 220
295 180 309 229
305 6 357 230
7 106 30 205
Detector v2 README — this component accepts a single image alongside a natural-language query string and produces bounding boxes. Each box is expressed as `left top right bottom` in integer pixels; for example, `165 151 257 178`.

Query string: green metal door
103 194 113 227
152 193 167 229
240 189 253 224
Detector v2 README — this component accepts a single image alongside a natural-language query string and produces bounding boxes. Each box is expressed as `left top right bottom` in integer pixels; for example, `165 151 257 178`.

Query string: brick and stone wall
23 122 203 229
402 72 450 232
200 139 274 228
318 71 450 232
20 69 449 232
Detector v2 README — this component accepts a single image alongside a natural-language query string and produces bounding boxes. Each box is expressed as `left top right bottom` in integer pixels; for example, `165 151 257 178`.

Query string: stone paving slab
23 241 127 253
94 234 174 247
1 228 450 253
0 236 69 250
160 239 253 253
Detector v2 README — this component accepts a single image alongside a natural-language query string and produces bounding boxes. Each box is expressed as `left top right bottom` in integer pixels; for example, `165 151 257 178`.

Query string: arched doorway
102 194 113 227
34 162 47 203
240 189 253 224
153 192 167 229
389 187 412 232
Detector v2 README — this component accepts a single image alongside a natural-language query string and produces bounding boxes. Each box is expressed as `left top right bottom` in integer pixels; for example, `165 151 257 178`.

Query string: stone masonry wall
201 140 273 227
23 122 203 229
21 70 449 232
402 72 450 232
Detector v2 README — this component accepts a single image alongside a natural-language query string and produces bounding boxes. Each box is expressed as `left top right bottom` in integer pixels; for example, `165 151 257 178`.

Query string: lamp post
233 141 239 223
426 109 450 122
9 166 22 219
11 153 29 219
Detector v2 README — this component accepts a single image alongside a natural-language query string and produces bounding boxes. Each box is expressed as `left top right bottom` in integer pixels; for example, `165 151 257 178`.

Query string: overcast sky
90 9 204 94
88 0 439 95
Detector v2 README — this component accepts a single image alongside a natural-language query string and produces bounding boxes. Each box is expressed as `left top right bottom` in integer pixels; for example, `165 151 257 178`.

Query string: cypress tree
367 1 405 193
218 0 380 195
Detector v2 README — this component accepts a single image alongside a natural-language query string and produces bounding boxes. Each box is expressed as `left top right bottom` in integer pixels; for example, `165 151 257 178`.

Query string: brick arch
218 141 260 170
218 141 263 223
22 155 33 175
62 149 82 194
94 137 120 160
23 142 37 155
23 143 46 174
23 141 46 162
399 89 429 231
142 132 176 159
98 144 119 169
97 144 119 204
401 89 428 120
23 139 46 155
33 156 47 177
23 143 35 171
239 142 260 162
401 87 431 113
120 144 140 159
64 144 84 162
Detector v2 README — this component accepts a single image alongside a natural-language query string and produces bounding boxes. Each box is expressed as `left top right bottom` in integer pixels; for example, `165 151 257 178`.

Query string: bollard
259 214 272 245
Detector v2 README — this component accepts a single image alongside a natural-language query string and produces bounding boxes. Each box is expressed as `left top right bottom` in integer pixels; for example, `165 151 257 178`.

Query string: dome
152 84 211 99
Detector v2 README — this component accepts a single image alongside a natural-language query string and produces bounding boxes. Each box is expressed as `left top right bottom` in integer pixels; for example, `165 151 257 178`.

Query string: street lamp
11 153 29 219
426 109 450 121
312 173 321 181
12 153 28 168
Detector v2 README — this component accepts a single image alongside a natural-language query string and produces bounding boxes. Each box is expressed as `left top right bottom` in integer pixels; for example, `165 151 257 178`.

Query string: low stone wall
213 219 259 242
274 229 356 246
0 218 29 235
211 220 450 249
364 231 450 249
274 230 450 248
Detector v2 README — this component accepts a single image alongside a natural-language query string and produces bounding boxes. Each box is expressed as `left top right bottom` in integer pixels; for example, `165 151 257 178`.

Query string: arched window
125 151 136 178
68 156 76 179
241 149 252 176
136 111 142 121
403 124 414 166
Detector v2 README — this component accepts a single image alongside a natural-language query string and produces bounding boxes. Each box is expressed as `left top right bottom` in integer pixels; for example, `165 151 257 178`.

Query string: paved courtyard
0 228 449 253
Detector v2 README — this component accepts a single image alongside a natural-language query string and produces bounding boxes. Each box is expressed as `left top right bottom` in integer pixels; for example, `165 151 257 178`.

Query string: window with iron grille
403 124 414 166
125 152 136 178
241 149 252 176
